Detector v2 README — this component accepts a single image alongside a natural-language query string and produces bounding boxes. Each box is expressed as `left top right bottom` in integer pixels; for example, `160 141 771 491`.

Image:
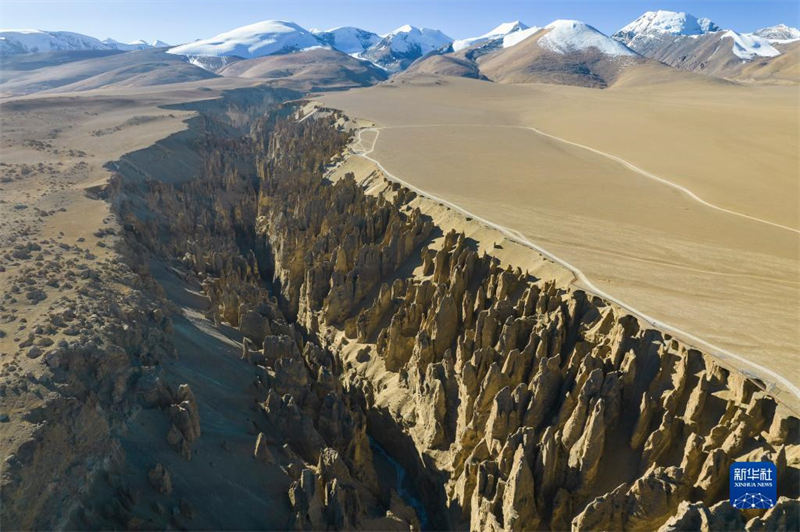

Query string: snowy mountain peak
167 20 323 59
102 38 140 51
0 29 110 55
312 26 380 55
546 19 587 29
541 20 637 57
361 24 452 72
697 17 719 33
452 21 529 52
388 24 416 36
489 21 528 35
102 38 157 51
612 10 720 44
753 24 800 43
0 29 169 55
377 25 451 54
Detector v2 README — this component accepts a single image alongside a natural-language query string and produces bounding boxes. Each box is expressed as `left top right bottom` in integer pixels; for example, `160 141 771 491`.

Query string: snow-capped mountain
753 24 800 43
541 20 636 57
167 20 322 59
102 38 148 51
472 19 641 88
312 26 380 55
613 11 799 55
612 10 720 62
452 21 528 52
408 21 541 72
6 14 797 84
612 10 719 47
611 10 790 78
0 29 170 56
362 25 452 71
409 18 642 88
102 38 171 51
165 20 453 72
0 29 110 55
380 25 452 55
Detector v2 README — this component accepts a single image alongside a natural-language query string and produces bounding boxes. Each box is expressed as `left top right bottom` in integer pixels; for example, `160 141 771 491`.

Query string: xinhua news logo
729 461 777 509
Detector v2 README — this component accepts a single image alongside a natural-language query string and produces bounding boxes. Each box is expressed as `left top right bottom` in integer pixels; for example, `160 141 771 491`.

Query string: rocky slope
2 85 798 530
253 107 800 529
361 25 453 73
611 11 789 80
83 94 421 529
728 41 800 84
0 95 187 529
611 10 720 53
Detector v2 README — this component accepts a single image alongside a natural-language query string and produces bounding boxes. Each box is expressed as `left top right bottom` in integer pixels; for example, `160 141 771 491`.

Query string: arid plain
320 75 800 404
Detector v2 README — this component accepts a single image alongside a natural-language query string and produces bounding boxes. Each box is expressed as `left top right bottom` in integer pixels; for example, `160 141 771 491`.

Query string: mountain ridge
0 29 168 55
611 11 794 78
3 13 798 86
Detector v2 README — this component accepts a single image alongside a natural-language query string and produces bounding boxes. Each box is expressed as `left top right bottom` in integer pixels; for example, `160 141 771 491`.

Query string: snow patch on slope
167 20 322 59
753 24 800 43
452 21 528 51
723 31 780 60
102 38 169 51
313 26 380 55
502 26 542 48
540 20 636 57
187 55 240 72
102 38 147 51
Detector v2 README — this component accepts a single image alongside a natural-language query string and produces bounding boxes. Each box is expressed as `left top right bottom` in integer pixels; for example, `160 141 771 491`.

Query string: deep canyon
1 87 797 531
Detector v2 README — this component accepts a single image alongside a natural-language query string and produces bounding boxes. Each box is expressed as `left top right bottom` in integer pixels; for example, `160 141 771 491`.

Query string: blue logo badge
730 461 777 509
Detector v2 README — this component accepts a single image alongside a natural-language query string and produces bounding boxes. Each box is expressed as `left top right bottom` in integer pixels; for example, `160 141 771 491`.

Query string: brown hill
614 30 799 83
218 48 387 90
729 40 800 84
628 32 748 77
399 26 647 89
478 35 643 88
398 53 485 80
0 48 217 96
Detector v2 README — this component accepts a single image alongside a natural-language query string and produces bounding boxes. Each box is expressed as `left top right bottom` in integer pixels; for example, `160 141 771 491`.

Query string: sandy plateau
0 78 259 369
319 76 800 405
0 79 290 527
0 91 186 429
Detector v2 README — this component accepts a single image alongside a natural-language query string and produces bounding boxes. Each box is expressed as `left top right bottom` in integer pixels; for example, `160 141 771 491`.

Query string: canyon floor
319 75 800 408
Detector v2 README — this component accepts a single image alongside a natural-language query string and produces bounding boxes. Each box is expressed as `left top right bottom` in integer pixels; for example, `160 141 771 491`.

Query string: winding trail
369 123 799 235
353 125 800 404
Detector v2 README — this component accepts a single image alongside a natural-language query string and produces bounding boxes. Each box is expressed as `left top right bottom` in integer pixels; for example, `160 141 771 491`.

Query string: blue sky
1 0 798 44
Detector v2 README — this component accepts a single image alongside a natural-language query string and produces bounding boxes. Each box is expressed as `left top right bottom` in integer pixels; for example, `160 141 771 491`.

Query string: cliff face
251 111 799 530
6 87 795 530
115 95 797 529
